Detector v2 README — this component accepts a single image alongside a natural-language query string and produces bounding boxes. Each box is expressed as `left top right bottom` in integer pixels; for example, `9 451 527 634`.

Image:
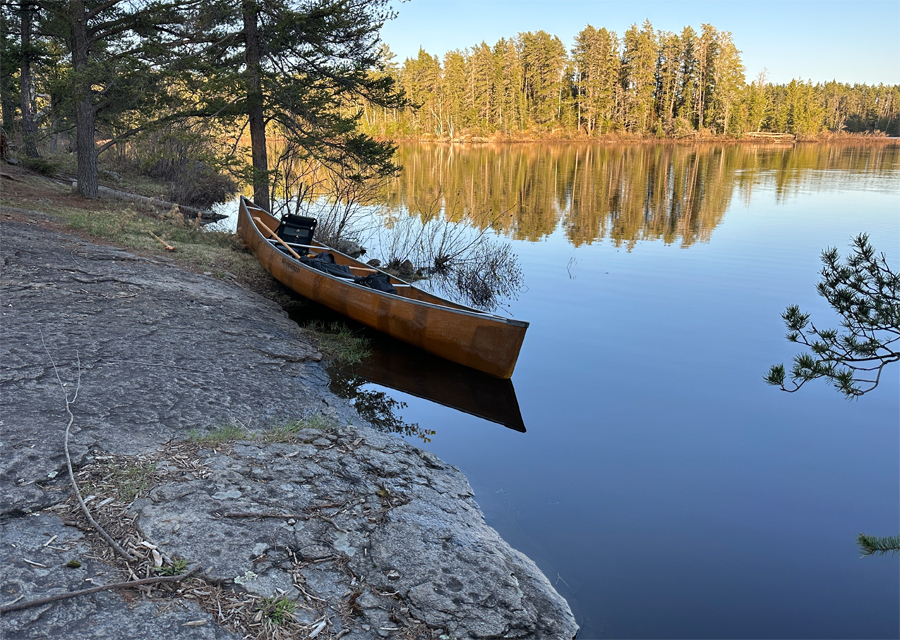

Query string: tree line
0 0 406 204
351 20 900 139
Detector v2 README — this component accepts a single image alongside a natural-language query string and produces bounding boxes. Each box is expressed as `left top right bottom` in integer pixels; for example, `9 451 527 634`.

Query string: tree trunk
0 7 15 131
0 73 14 133
242 0 269 211
69 0 98 198
20 0 39 158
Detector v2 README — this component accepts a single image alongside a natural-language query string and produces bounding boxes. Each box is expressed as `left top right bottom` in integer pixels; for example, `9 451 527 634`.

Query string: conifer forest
357 21 899 140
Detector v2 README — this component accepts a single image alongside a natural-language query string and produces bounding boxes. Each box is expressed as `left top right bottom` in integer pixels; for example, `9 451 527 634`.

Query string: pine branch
857 533 900 557
766 234 899 398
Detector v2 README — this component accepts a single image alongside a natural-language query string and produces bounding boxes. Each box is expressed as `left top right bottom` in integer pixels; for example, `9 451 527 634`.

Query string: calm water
227 143 900 638
351 143 900 639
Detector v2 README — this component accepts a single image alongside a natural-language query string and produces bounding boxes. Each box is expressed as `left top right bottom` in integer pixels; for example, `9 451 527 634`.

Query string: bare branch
39 332 135 562
0 566 201 614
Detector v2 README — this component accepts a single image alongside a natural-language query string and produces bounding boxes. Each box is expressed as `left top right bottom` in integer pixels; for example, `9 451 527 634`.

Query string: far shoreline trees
351 21 899 140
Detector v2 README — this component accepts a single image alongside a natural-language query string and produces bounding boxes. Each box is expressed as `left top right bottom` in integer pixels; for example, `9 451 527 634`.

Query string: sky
380 0 900 85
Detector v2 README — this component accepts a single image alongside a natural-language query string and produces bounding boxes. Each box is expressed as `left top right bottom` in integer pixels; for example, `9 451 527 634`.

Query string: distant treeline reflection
382 142 899 248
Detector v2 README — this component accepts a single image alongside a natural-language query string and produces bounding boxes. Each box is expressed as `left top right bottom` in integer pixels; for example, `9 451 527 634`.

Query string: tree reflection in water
381 142 900 250
328 367 436 442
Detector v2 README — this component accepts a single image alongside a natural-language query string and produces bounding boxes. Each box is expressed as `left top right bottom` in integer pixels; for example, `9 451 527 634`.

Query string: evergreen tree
676 25 698 127
19 0 39 157
707 31 745 134
519 30 568 128
38 0 189 197
0 2 17 131
766 234 899 398
786 79 825 135
493 37 523 134
655 30 682 132
693 24 719 130
442 50 468 136
620 20 657 133
572 25 620 135
744 70 768 131
468 41 496 131
189 0 406 210
402 48 442 135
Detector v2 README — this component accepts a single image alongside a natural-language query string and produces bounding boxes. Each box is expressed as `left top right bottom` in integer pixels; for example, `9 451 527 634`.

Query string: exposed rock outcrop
0 217 577 639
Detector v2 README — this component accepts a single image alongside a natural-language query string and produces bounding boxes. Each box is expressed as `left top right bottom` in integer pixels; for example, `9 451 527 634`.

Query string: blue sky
380 0 900 85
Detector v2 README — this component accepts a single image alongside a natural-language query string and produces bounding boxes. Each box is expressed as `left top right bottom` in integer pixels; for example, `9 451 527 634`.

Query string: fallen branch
95 185 222 221
39 332 135 562
0 565 201 614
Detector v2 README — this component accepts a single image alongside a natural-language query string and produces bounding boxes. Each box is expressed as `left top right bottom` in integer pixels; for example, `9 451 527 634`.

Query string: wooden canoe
237 197 528 378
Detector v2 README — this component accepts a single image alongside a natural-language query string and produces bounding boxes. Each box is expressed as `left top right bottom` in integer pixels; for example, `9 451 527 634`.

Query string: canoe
237 197 529 378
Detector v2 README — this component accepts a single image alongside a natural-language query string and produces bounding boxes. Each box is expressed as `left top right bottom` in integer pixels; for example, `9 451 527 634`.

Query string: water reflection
287 299 527 437
384 142 900 248
329 337 526 435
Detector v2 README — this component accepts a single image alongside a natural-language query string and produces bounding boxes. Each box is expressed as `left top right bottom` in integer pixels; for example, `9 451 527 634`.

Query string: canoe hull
237 198 527 378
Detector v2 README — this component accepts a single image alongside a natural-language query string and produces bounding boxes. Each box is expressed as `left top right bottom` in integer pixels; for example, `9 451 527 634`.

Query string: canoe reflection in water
328 337 527 440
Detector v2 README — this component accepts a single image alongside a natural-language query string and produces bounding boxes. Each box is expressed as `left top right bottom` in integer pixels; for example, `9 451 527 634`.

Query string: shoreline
0 213 578 639
377 133 899 145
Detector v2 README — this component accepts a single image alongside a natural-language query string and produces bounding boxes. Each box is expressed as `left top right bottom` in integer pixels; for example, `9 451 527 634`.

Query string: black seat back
276 214 317 255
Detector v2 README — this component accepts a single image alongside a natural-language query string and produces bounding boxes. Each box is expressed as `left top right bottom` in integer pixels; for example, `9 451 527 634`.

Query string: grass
157 556 190 576
97 460 158 502
256 597 296 625
0 163 293 304
301 321 371 365
189 413 341 445
261 414 339 443
187 422 248 445
60 205 265 283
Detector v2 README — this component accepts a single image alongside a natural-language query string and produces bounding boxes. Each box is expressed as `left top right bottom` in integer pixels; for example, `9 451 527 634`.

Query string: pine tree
493 38 523 134
655 30 683 133
187 0 406 210
442 50 468 136
36 0 190 197
707 31 745 134
468 42 496 131
676 25 697 128
519 30 568 129
621 20 657 134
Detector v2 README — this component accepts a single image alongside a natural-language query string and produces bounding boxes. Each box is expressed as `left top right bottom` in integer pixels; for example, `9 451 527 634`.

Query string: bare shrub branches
373 198 523 311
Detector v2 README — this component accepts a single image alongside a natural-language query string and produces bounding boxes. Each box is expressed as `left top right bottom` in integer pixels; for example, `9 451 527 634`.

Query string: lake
224 142 900 638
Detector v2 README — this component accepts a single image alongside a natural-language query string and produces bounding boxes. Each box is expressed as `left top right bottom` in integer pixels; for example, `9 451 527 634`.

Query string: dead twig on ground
40 331 135 562
0 566 201 614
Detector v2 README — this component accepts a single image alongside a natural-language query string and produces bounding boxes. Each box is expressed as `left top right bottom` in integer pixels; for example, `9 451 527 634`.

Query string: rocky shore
0 212 578 639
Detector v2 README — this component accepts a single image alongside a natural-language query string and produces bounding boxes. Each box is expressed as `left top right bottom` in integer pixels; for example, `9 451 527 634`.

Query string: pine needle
857 533 900 557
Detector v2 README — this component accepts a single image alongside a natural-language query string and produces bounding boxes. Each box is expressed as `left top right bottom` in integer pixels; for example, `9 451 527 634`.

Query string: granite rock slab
0 217 578 639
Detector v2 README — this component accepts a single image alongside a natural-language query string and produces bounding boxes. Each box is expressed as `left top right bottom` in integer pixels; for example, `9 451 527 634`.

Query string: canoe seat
276 214 317 255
